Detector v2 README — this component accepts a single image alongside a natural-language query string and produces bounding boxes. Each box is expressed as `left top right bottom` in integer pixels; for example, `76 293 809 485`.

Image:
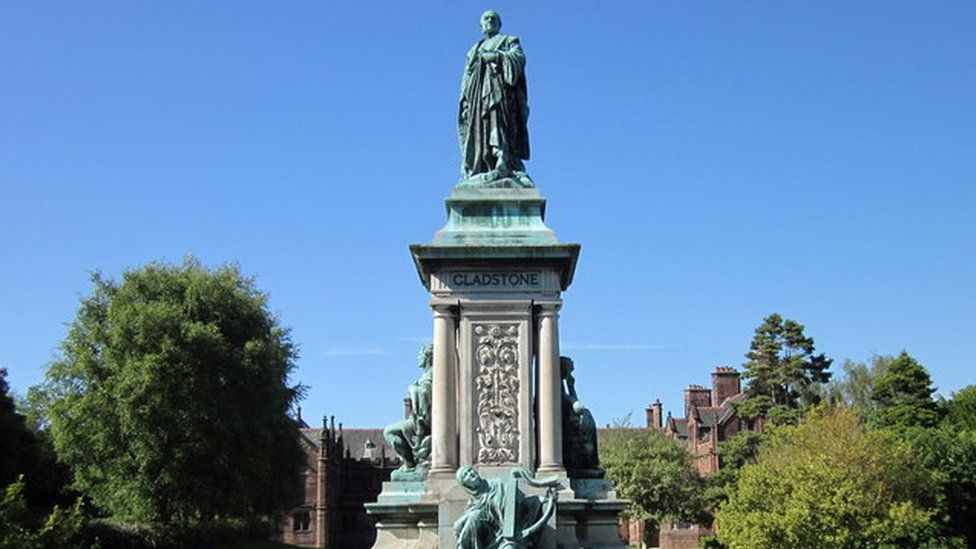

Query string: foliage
0 370 71 511
0 476 85 549
600 428 708 532
819 355 892 417
74 516 277 549
714 406 950 549
944 385 976 431
39 258 305 530
899 426 976 546
704 431 765 509
737 313 831 425
0 369 40 492
869 351 941 429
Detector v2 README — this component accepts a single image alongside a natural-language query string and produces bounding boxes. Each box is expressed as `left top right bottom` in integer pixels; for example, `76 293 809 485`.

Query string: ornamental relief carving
473 323 520 464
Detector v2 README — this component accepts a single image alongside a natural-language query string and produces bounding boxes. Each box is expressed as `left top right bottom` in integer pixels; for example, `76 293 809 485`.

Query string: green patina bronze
383 344 433 481
458 10 533 189
561 357 605 479
454 467 560 549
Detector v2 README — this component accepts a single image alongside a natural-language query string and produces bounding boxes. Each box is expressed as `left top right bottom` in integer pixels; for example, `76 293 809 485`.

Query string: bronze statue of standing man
458 11 533 188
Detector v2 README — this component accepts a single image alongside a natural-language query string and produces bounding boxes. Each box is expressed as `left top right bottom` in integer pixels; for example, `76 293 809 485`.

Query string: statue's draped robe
412 369 432 461
459 34 529 177
562 388 601 473
454 478 542 549
384 369 432 469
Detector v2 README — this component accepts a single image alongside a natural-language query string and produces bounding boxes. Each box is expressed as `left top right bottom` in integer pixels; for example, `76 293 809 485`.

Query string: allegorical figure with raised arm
383 344 433 480
458 10 532 188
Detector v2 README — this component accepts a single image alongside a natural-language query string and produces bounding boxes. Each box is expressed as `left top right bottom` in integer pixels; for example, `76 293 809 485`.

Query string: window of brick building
292 511 311 532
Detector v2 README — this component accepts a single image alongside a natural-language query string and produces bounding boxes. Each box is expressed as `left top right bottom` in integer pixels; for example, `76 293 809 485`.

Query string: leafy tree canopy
704 431 765 510
715 406 954 549
944 385 976 431
737 313 832 425
0 370 69 511
819 354 892 417
0 476 85 549
0 369 38 491
899 426 976 546
39 258 305 530
869 351 941 429
600 428 708 532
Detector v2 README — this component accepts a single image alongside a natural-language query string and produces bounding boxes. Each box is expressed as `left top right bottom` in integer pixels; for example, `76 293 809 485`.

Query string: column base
536 465 566 475
427 466 458 478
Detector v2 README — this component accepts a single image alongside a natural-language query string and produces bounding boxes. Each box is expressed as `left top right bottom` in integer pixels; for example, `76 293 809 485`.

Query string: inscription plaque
432 269 558 294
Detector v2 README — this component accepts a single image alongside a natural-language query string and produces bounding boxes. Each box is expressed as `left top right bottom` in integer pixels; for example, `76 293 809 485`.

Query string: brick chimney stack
646 399 663 429
711 366 741 406
685 385 712 416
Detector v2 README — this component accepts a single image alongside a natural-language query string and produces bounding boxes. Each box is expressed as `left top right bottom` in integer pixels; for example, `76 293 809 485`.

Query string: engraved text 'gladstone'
451 272 540 287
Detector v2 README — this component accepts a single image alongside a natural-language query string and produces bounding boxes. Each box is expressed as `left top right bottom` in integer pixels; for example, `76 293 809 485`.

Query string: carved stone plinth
368 186 626 548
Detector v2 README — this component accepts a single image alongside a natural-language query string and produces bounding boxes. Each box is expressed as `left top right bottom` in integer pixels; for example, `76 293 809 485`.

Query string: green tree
869 351 940 429
0 476 84 549
704 431 765 509
0 369 39 493
900 426 976 546
944 385 976 431
38 259 305 530
600 428 708 540
737 313 832 425
714 406 953 549
819 355 892 417
0 370 69 512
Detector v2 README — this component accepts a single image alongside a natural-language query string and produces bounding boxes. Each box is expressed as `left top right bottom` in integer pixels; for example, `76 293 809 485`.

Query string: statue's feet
455 170 535 189
390 461 430 481
514 171 534 188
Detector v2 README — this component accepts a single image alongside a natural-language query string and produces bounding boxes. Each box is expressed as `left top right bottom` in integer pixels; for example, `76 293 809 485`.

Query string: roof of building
300 428 393 460
693 407 723 427
668 417 689 439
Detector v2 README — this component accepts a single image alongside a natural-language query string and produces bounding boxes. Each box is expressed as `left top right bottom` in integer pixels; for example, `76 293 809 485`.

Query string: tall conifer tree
869 351 940 429
738 313 832 424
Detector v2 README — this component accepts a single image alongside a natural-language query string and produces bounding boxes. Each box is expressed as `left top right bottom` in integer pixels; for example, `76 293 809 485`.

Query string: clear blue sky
2 2 974 428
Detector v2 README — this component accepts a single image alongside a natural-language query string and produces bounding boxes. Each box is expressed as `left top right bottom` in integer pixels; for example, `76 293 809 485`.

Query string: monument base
366 476 628 548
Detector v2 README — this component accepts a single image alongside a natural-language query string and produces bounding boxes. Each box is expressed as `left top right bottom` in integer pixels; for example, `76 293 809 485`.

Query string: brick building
273 413 399 548
620 366 749 549
657 366 744 476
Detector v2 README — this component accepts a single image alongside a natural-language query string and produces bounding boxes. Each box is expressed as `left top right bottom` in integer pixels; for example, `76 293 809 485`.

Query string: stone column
430 304 458 474
537 303 564 474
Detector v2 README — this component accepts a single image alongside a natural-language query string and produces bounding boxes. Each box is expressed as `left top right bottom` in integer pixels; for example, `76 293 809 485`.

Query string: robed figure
383 344 433 480
459 11 531 187
560 357 604 478
454 467 559 549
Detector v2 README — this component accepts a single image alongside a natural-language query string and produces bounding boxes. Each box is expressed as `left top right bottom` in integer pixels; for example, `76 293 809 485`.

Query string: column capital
537 302 562 316
431 303 456 317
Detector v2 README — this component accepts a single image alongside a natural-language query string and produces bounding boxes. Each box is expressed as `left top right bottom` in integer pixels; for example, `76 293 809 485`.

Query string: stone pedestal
366 187 626 548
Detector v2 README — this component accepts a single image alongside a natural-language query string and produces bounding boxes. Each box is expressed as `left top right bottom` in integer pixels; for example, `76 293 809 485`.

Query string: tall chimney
645 399 663 429
684 385 712 416
711 366 741 406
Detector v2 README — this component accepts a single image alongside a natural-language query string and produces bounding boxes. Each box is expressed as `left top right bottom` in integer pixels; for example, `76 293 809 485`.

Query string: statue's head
480 10 501 36
417 344 434 369
456 465 485 493
560 356 574 378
